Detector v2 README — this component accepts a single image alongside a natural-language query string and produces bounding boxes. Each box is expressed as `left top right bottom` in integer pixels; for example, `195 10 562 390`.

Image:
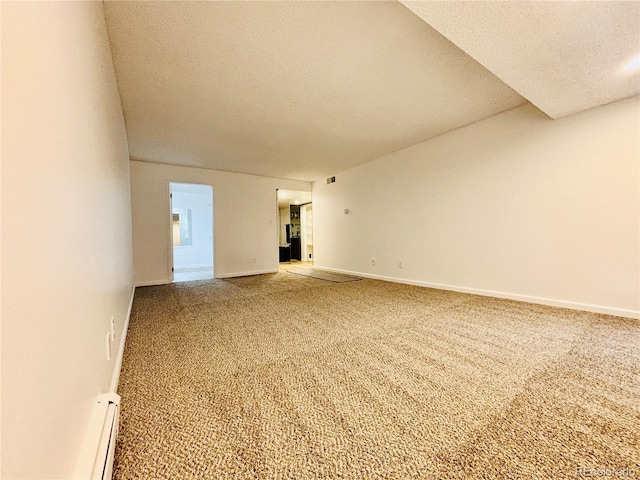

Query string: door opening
277 189 312 268
170 182 214 282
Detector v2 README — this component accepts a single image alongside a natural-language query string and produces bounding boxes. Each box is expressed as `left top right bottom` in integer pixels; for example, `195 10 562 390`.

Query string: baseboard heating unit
75 392 121 480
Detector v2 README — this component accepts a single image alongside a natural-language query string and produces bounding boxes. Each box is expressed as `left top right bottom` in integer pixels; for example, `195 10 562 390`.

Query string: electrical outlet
397 260 403 268
109 317 115 342
371 259 376 266
106 332 112 361
251 257 257 264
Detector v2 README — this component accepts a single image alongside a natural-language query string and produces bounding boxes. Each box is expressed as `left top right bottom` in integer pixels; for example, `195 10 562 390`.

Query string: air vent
326 176 336 184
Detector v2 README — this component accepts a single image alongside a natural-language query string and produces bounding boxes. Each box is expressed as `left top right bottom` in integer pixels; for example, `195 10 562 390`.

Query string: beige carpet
114 273 639 479
286 267 362 283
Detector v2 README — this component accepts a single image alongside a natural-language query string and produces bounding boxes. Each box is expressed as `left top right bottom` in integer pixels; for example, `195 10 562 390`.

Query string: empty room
1 1 639 479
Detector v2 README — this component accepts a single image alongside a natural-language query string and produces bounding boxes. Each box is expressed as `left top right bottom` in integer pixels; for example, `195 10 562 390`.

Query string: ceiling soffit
400 1 640 119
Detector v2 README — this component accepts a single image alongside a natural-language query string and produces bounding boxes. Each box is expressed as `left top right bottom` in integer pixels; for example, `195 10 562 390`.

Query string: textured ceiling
401 1 640 119
103 1 525 182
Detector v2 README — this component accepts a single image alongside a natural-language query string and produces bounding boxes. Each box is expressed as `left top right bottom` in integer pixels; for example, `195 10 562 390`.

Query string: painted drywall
313 97 640 318
301 204 314 261
171 184 214 270
279 206 291 246
130 161 310 285
1 2 134 479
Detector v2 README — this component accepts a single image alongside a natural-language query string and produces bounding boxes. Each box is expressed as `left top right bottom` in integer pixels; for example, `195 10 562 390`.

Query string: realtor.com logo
576 467 636 477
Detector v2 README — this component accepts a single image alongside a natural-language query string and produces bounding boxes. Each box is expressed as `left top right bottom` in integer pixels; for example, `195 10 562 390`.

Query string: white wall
301 204 314 261
313 98 640 318
279 206 291 246
1 2 134 479
131 161 310 284
171 185 214 270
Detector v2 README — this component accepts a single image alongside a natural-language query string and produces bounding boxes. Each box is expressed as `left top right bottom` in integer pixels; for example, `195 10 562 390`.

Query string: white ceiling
104 1 639 182
400 1 640 119
103 1 524 182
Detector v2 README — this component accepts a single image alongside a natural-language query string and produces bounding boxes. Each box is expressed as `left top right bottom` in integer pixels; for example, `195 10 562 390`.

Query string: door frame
168 182 175 283
275 189 313 265
168 181 215 282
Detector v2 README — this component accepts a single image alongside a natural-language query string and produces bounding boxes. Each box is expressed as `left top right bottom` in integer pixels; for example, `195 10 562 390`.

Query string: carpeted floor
113 272 639 479
286 267 362 283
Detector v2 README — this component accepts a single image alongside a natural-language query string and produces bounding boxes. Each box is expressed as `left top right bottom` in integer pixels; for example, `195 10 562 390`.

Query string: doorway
170 183 214 282
277 189 313 268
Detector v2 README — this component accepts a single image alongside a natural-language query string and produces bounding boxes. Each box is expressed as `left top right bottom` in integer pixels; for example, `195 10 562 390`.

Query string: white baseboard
216 268 278 279
314 266 639 320
135 279 169 287
174 264 213 271
110 286 135 393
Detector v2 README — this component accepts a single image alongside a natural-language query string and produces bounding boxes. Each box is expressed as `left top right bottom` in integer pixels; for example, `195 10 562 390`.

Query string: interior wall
1 2 135 479
312 97 640 317
131 161 310 284
279 206 290 246
171 185 214 270
301 204 313 261
301 204 308 260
